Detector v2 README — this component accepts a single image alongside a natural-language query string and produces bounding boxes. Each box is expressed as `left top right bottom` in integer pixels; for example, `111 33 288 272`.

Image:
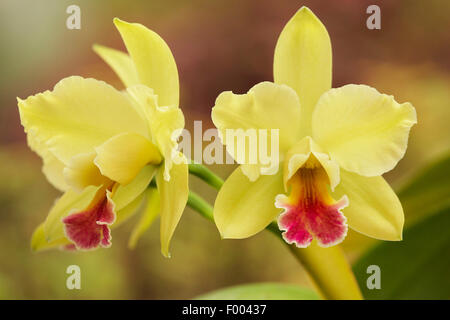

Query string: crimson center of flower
276 156 348 248
62 190 115 250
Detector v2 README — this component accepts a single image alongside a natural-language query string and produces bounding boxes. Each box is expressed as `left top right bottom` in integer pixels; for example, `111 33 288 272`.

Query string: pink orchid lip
276 162 348 248
62 190 115 251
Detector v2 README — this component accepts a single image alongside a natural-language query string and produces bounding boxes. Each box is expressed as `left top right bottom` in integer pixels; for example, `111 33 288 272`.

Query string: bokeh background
0 0 449 299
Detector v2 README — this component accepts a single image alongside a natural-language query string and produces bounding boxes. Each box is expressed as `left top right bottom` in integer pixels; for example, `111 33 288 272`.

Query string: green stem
188 163 224 190
187 191 214 221
187 163 362 300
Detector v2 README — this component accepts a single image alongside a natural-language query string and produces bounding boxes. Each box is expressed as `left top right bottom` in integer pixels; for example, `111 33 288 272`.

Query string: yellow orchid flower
18 19 188 257
211 7 417 248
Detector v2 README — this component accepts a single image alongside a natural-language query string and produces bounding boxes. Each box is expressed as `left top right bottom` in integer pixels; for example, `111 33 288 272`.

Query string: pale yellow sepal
283 136 340 191
93 44 140 88
333 169 404 241
114 18 179 107
213 166 284 239
274 6 332 136
94 132 162 185
211 81 301 181
31 223 70 252
156 153 188 257
313 84 417 177
17 76 149 165
128 188 160 249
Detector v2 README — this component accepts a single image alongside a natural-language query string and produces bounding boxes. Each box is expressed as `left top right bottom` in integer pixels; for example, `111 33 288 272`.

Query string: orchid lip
62 190 116 251
276 157 348 248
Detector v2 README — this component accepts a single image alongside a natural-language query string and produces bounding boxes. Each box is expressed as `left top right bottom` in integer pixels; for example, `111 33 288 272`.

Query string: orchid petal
62 190 116 250
43 185 103 242
26 128 69 191
127 85 184 180
31 223 70 252
32 189 146 252
112 164 157 212
128 188 160 249
42 151 69 191
312 84 417 176
283 136 340 191
114 18 179 107
113 190 146 227
17 76 149 165
93 44 140 88
274 6 332 136
211 81 301 180
64 152 110 191
94 132 161 184
156 153 188 257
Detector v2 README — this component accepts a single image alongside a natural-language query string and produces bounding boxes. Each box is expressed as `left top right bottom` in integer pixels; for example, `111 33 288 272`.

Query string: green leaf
353 205 450 299
397 152 450 225
195 282 320 300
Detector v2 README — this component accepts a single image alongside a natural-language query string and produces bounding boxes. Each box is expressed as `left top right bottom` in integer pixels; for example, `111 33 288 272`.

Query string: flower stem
187 163 362 300
288 243 362 299
187 190 214 221
266 222 363 299
188 163 224 190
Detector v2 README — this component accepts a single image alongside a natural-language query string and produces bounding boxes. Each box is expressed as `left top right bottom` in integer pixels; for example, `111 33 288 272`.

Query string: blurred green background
0 0 449 299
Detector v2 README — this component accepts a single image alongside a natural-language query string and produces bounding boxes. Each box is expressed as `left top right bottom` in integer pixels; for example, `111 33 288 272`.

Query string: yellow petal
312 84 417 176
273 6 332 136
127 85 184 181
156 153 188 257
64 152 111 191
42 150 69 191
27 131 69 191
114 18 179 107
94 132 161 184
112 164 157 211
211 81 301 180
333 169 404 241
93 44 140 88
283 136 340 190
43 185 103 242
17 76 149 165
128 188 160 249
213 165 284 239
31 223 70 252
